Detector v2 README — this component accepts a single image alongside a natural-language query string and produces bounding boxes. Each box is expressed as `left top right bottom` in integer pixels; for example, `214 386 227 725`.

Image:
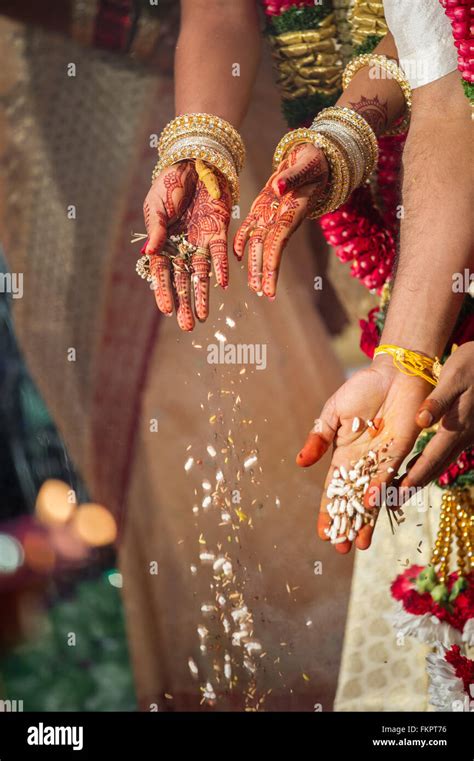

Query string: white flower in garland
389 601 462 647
462 617 474 646
426 646 474 712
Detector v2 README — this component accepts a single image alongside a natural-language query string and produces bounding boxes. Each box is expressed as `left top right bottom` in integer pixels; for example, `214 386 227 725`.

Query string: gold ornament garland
349 0 388 47
431 489 474 583
268 13 342 102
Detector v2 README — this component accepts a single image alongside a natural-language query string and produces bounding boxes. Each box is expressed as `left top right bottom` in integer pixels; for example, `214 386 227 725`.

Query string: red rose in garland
427 645 474 711
359 307 381 359
390 565 474 647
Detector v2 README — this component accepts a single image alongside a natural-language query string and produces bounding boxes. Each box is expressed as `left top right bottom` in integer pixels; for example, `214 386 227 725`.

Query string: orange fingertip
335 540 352 554
355 524 373 551
369 418 385 438
296 433 328 467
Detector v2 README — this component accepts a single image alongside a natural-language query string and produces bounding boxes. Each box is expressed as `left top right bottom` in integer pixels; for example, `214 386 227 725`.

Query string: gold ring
193 246 211 258
249 226 267 239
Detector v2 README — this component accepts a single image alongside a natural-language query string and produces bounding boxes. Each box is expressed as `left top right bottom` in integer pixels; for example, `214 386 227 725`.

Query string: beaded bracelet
342 54 412 136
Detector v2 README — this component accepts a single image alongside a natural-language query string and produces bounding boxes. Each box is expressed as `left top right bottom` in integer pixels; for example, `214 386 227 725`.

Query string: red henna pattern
173 262 195 332
284 154 328 191
248 235 264 292
149 254 173 314
349 95 388 135
191 253 210 320
209 238 228 287
162 163 195 220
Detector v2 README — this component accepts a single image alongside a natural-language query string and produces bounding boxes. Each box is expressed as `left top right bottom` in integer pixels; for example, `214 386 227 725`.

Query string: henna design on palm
143 162 231 330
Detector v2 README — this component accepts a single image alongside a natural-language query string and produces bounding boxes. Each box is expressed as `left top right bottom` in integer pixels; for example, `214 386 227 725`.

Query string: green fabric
1 575 137 711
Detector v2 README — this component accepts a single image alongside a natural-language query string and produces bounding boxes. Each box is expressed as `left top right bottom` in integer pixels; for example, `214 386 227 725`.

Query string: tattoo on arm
348 94 388 134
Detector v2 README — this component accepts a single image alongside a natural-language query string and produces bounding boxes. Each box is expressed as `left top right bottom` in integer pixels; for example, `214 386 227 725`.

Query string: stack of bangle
342 54 412 136
312 106 379 182
152 113 245 205
272 105 378 218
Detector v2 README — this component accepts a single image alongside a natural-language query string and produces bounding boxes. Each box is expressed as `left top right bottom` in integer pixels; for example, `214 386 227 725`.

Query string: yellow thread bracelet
374 344 441 386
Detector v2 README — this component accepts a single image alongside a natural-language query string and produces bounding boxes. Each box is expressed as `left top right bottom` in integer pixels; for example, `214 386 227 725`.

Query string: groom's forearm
380 71 473 357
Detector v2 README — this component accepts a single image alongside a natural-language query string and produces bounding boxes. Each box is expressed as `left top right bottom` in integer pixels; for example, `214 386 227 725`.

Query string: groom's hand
402 342 474 490
297 355 431 554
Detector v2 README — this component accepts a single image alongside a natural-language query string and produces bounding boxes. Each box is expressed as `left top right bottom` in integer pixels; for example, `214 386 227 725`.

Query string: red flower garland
445 645 474 694
359 306 380 358
440 0 474 85
438 450 474 487
391 565 474 633
261 0 316 15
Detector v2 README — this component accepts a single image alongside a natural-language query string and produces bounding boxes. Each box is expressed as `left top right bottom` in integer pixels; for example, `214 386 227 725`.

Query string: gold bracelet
374 344 441 386
342 54 412 136
152 114 245 204
272 129 351 218
158 114 245 173
313 106 379 180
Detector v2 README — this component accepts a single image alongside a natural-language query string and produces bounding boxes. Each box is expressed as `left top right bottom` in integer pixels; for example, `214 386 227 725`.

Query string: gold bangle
313 106 379 180
342 54 412 136
158 114 245 173
374 344 441 386
272 129 351 218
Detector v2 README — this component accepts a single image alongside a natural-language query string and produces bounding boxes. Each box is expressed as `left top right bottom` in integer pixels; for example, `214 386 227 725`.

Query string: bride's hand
142 161 231 331
297 355 432 554
233 143 329 298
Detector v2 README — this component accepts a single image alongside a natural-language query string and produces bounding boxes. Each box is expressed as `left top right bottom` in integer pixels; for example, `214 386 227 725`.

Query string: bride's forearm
336 32 406 135
175 0 261 127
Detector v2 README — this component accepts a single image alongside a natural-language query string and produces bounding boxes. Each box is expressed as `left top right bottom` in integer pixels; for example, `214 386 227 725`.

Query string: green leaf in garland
461 80 474 103
449 576 467 602
353 35 384 57
282 91 340 128
415 565 438 594
266 3 333 35
430 583 449 604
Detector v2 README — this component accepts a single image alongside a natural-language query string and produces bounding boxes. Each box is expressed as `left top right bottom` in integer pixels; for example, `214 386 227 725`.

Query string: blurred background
0 253 136 710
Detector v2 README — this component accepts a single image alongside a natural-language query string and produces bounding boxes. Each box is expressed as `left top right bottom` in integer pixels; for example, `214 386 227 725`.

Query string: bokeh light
35 479 76 525
0 533 24 574
107 570 123 588
72 504 117 546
